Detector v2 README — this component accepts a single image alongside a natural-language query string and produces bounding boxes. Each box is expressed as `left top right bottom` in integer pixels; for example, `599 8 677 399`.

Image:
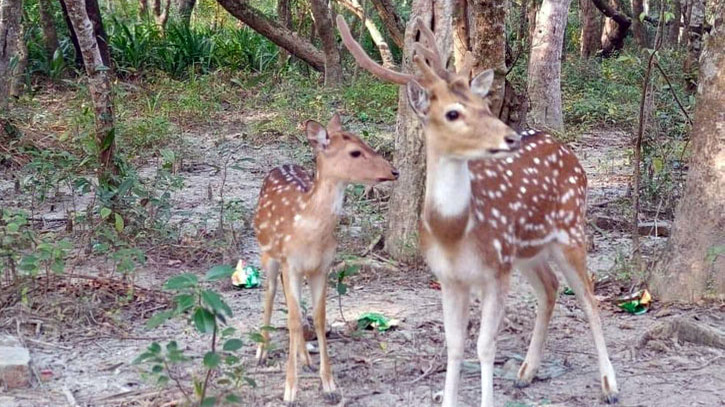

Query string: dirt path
2 127 724 407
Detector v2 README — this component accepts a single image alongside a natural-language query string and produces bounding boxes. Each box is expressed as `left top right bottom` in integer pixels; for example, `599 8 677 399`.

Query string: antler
412 18 447 78
336 15 412 85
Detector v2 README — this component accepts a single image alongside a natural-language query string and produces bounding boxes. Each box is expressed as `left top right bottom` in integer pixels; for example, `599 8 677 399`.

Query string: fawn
337 16 619 407
253 114 398 404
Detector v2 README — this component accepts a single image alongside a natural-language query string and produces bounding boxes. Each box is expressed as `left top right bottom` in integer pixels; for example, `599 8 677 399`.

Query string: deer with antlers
337 16 619 407
253 114 398 405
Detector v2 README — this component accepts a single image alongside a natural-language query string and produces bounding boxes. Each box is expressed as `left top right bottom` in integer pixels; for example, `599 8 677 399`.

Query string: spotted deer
337 16 619 407
253 114 398 405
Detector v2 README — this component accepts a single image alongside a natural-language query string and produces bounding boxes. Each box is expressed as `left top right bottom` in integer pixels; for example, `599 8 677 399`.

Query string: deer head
337 16 520 160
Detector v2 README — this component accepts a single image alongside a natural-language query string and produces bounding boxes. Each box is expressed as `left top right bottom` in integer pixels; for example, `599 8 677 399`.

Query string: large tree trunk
176 0 195 24
526 0 571 131
580 0 602 57
683 0 704 81
338 0 396 68
469 0 506 116
216 0 326 72
369 0 404 48
452 0 468 71
65 0 117 184
38 0 59 60
59 0 83 67
667 0 681 47
593 0 631 56
650 0 725 301
385 0 451 261
310 0 343 86
0 0 23 112
84 0 110 68
631 0 648 47
277 0 292 63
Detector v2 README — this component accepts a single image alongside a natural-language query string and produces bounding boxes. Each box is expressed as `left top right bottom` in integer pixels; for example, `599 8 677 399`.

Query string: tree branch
369 0 404 48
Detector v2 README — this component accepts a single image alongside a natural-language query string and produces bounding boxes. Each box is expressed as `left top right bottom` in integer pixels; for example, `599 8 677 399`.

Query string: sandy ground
1 120 724 407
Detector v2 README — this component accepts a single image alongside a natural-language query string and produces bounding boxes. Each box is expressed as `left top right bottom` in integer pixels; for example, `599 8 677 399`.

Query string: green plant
136 265 252 406
330 262 360 322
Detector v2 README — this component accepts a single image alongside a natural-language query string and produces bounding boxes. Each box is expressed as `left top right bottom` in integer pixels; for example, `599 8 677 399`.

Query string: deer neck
423 147 472 244
305 170 347 225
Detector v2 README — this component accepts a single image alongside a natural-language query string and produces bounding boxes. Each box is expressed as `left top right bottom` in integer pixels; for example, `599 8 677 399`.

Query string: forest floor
1 80 724 407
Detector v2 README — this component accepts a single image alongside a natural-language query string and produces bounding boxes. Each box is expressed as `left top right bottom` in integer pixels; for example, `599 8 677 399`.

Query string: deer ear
470 69 494 99
327 113 342 133
406 80 430 119
306 120 329 151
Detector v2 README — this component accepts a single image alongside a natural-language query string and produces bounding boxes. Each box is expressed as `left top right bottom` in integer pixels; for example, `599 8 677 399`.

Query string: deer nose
391 169 400 180
504 133 521 151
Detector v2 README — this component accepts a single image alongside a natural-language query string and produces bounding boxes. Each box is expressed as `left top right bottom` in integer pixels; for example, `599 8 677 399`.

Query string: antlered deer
337 16 619 407
253 114 398 404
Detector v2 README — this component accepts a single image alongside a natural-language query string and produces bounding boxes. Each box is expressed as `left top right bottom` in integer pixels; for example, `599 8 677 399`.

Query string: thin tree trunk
10 15 28 98
593 0 631 56
338 0 396 68
84 0 110 68
369 0 404 48
667 0 681 47
65 0 117 184
176 0 195 24
527 0 572 131
651 0 725 301
580 0 602 57
452 0 468 71
0 0 23 111
152 0 170 29
683 0 704 80
59 0 83 67
277 0 292 63
38 0 59 60
631 0 648 47
217 0 326 72
469 0 506 116
310 0 343 85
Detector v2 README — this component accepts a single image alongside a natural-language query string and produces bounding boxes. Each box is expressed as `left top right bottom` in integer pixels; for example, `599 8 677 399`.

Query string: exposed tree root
638 316 725 350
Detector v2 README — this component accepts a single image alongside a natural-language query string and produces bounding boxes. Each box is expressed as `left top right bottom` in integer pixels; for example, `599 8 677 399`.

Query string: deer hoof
284 401 302 407
513 377 532 388
323 391 342 405
603 392 619 404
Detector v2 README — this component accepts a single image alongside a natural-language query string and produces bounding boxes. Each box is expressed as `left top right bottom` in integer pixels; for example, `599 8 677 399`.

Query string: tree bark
684 0 704 79
10 15 28 98
338 0 396 68
65 0 117 184
310 0 343 85
631 0 648 47
527 0 571 131
580 0 602 57
216 0 326 72
385 0 451 261
369 0 404 48
593 0 631 56
84 0 110 68
277 0 292 63
452 0 468 71
38 0 59 60
667 0 681 47
651 0 725 301
59 0 83 67
469 0 506 116
0 0 23 111
176 0 195 24
152 0 170 29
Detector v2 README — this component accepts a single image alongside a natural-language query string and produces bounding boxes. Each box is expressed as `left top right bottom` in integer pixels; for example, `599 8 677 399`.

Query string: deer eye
445 110 460 121
350 150 362 158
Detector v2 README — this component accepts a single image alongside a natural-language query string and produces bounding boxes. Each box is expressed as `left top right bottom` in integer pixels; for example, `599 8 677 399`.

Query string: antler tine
336 15 412 85
458 51 475 80
413 17 446 77
412 44 443 84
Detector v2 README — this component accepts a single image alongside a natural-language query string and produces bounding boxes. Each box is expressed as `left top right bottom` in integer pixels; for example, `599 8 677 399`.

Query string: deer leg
282 266 304 404
515 263 558 387
309 269 341 404
257 253 280 363
440 282 471 407
292 277 313 372
553 245 619 404
477 273 510 407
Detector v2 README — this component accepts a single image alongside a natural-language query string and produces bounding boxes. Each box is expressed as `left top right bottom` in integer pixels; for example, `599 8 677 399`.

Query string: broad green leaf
203 351 221 369
223 338 243 352
200 397 217 407
201 290 232 317
244 377 257 387
224 355 240 365
174 293 195 313
6 223 19 233
151 364 163 373
225 393 242 403
221 327 237 337
164 273 198 290
337 283 348 296
114 213 124 232
146 310 174 329
193 308 216 334
204 264 235 281
100 207 112 219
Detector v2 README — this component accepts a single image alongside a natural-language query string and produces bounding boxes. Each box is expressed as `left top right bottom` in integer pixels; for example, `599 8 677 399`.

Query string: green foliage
136 265 252 405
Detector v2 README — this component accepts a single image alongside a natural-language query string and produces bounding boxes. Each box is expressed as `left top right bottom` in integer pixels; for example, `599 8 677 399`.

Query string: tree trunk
277 0 292 63
310 0 343 85
631 0 648 47
452 0 468 71
667 0 681 47
65 0 117 184
338 0 396 68
152 0 170 29
593 0 631 56
369 0 404 48
0 0 23 112
580 0 602 57
469 0 506 116
176 0 195 24
59 0 83 67
526 0 571 131
385 0 452 261
216 0 326 72
84 0 110 68
651 0 725 301
38 0 59 60
10 15 28 98
139 0 148 18
683 0 704 79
